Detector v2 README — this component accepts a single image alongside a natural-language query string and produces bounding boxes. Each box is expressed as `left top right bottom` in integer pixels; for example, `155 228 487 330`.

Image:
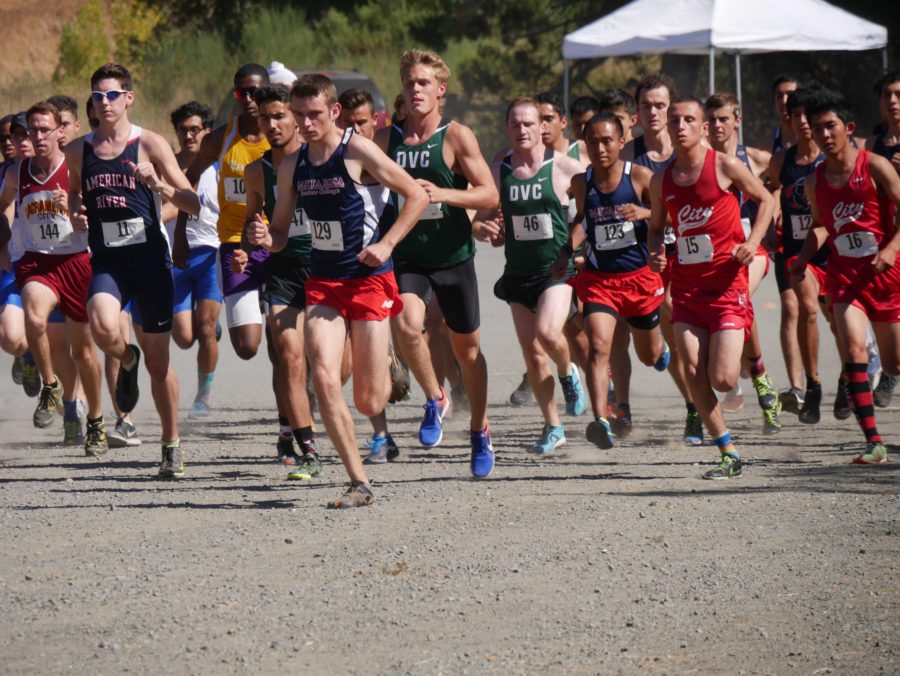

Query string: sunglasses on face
233 86 260 100
90 89 129 102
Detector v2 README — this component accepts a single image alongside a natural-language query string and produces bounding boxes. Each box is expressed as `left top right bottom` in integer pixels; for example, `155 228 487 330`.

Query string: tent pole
563 60 570 114
708 46 715 96
735 53 743 145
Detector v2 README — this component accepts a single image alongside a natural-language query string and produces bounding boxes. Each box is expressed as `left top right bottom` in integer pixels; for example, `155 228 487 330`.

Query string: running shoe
22 359 41 398
752 374 782 434
11 355 24 385
683 411 703 446
873 373 896 409
33 380 62 429
586 417 615 450
327 481 374 508
530 424 566 455
419 390 449 447
509 373 534 406
277 435 295 462
158 443 185 479
778 387 805 415
470 426 494 479
609 406 633 438
833 376 853 420
108 417 141 448
84 419 108 457
852 441 887 465
387 343 411 404
722 384 744 412
188 400 211 419
702 453 743 480
287 451 323 480
364 434 399 464
63 420 84 446
653 340 671 372
115 344 141 413
560 367 586 416
798 382 822 425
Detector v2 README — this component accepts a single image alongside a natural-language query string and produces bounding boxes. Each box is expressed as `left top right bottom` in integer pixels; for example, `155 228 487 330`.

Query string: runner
46 96 80 149
649 96 775 480
705 92 782 434
792 88 900 464
166 101 222 418
338 89 377 141
65 63 200 478
247 73 428 507
864 70 900 407
0 101 106 453
375 49 498 478
771 75 800 154
569 96 599 148
235 84 319 475
474 97 585 453
597 89 638 143
179 64 270 361
768 87 833 424
554 112 670 448
535 92 588 168
624 73 701 445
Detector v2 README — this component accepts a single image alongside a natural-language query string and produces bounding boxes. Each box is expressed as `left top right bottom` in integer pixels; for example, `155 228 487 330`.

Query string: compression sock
196 372 215 403
845 362 881 443
713 431 738 459
747 354 766 378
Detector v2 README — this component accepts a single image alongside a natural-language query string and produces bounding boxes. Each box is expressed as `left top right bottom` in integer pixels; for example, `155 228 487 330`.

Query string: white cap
267 61 295 87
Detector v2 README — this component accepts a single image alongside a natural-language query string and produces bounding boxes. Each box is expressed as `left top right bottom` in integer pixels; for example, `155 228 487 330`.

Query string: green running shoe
703 453 743 480
84 420 109 457
33 380 62 428
21 359 41 397
287 451 323 480
852 441 887 465
63 419 84 446
751 373 777 409
158 443 185 479
11 355 24 385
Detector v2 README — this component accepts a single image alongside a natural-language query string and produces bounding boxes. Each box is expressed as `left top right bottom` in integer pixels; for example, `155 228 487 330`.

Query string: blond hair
399 49 451 84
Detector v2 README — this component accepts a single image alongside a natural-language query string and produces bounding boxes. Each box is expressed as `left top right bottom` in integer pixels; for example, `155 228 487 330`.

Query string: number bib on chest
399 195 442 220
288 208 309 239
834 230 878 258
101 217 147 247
790 214 812 241
593 221 637 251
677 234 714 264
512 213 552 241
29 216 73 246
223 177 246 203
306 213 343 251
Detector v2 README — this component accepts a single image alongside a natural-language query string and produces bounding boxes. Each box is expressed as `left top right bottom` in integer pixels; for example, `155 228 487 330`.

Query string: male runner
236 85 319 475
0 102 105 453
649 97 775 480
66 63 200 477
475 97 585 453
705 93 782 433
248 74 428 507
770 75 800 154
338 89 377 140
864 70 900 407
555 112 669 448
625 73 701 445
793 88 900 464
768 88 832 424
569 96 600 147
178 64 270 360
535 92 589 168
166 101 222 418
375 50 498 478
598 89 638 143
46 96 80 148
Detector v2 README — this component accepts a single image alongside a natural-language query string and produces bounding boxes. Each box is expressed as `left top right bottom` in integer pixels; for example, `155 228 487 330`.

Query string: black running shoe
873 373 895 408
798 382 822 424
115 344 141 413
833 376 852 420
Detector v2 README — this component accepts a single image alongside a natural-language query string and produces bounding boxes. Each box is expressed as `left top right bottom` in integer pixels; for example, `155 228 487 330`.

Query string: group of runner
1 51 898 507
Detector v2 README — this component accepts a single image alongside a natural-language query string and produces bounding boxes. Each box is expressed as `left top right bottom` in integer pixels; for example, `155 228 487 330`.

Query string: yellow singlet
216 117 270 243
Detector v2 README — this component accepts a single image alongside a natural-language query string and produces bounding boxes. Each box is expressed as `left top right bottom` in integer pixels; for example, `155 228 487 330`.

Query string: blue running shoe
419 390 449 447
530 424 565 454
470 426 494 479
559 366 586 416
654 339 671 372
189 400 211 419
364 434 400 464
586 417 615 449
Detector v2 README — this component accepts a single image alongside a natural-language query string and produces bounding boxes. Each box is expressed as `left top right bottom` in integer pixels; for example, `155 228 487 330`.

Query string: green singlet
566 139 580 160
499 147 569 276
261 150 310 263
388 118 474 268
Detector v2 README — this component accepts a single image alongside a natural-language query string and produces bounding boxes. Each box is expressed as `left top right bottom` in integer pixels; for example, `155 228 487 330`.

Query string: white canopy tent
562 0 889 137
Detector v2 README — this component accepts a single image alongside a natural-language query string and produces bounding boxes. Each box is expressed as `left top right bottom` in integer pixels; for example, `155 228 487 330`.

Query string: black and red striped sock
844 363 881 443
747 354 765 378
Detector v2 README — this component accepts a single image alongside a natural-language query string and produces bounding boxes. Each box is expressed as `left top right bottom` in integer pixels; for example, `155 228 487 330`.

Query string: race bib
790 214 812 241
288 207 309 239
593 221 637 251
664 225 676 245
223 177 246 203
102 218 147 247
399 194 443 220
834 230 878 258
307 213 343 251
512 213 552 241
29 217 73 245
741 217 752 239
677 234 714 264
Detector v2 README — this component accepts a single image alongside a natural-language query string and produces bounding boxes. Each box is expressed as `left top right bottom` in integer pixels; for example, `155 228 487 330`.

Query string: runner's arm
64 140 88 233
240 160 265 254
141 131 200 216
647 172 668 271
434 124 498 211
0 168 19 249
790 174 828 280
868 153 900 272
249 149 298 253
721 154 775 261
471 162 502 245
551 175 586 278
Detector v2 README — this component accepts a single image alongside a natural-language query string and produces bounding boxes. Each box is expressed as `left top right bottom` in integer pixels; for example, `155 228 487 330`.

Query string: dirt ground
0 243 897 674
